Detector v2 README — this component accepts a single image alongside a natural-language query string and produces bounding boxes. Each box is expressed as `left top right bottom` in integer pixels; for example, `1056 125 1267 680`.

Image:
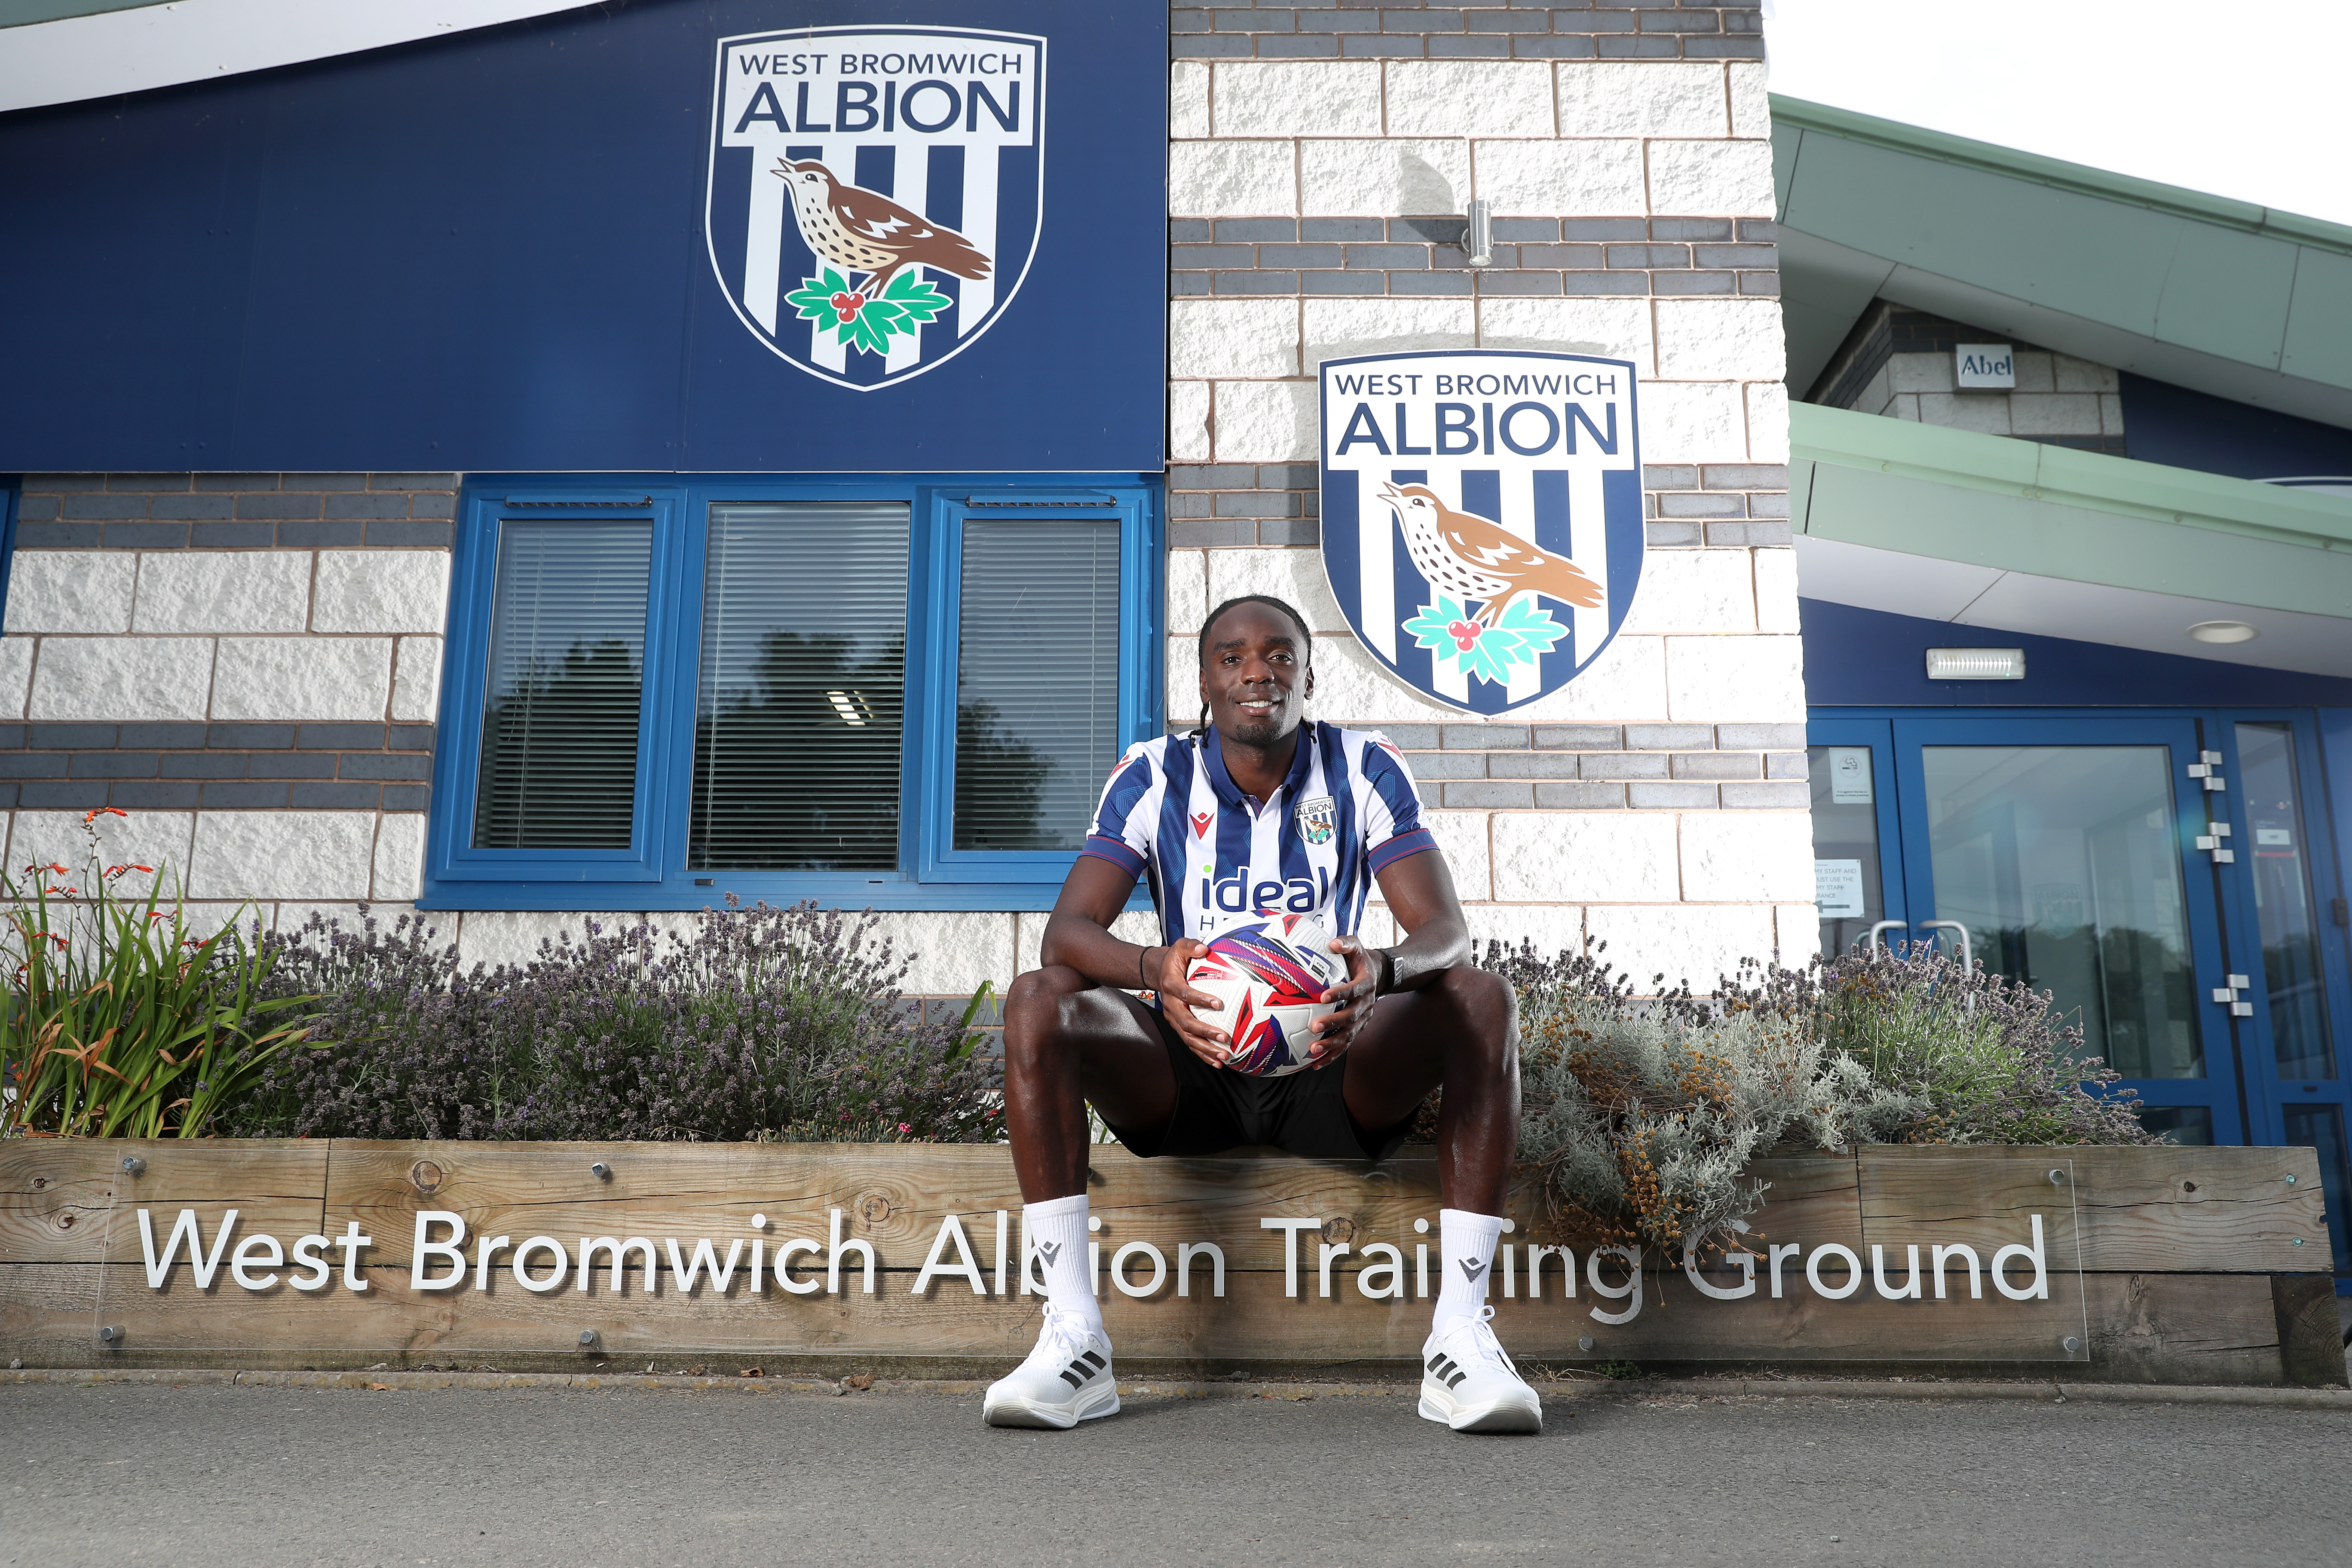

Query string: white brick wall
0 545 451 911
1170 59 1784 475
2 549 446 728
1167 55 1810 991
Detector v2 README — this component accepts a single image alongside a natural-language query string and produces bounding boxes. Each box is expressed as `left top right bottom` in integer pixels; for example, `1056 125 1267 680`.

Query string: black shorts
1101 1003 1419 1164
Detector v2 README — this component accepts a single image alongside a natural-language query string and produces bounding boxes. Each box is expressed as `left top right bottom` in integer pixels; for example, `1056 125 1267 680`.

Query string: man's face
1200 603 1314 747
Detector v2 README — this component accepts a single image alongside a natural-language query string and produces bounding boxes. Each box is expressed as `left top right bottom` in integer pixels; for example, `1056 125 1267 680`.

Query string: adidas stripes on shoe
1418 1305 1543 1434
983 1306 1120 1430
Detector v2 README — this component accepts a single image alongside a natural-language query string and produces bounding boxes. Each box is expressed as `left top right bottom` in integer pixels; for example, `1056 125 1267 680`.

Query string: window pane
473 518 650 849
690 502 907 871
953 516 1121 851
2236 723 2335 1081
1808 744 1885 957
2136 1106 2213 1146
1921 746 2202 1078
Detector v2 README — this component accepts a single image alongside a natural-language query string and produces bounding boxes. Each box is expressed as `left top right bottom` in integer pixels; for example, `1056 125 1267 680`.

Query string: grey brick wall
1643 463 1788 544
13 474 458 551
0 723 436 813
1179 719 1810 808
1174 1 1764 60
1173 215 1778 299
1172 463 1787 551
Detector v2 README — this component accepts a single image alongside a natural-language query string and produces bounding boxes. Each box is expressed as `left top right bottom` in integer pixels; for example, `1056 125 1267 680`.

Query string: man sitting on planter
986 594 1539 1435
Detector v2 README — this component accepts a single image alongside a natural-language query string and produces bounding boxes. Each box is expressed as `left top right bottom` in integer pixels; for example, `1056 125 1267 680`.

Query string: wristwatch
1374 947 1397 997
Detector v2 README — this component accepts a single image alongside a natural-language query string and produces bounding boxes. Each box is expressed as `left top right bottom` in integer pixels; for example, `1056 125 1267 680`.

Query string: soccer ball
1184 914 1344 1077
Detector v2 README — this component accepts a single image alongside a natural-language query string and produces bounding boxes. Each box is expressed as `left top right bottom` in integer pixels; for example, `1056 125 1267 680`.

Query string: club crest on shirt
1319 350 1645 715
1295 795 1337 846
706 27 1045 390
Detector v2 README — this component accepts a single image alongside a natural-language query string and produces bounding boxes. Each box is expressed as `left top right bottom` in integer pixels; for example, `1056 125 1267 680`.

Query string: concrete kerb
6 1366 2351 1410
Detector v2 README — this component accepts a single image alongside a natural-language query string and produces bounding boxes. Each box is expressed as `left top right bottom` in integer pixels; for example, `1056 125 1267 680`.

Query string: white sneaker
1418 1306 1543 1433
983 1307 1120 1430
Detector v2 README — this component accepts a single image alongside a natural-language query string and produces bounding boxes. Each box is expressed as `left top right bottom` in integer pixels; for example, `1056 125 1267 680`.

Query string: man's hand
1305 934 1382 1066
1148 938 1234 1069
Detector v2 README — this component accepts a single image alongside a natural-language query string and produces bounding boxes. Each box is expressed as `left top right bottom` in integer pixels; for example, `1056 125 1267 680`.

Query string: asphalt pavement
6 1381 2349 1566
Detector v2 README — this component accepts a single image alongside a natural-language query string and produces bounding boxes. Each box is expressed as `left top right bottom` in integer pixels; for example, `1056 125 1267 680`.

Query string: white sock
1024 1194 1103 1336
1433 1208 1505 1333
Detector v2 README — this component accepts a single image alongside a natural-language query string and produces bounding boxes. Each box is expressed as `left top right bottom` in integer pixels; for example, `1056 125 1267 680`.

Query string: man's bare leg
1335 964 1538 1431
985 964 1181 1429
1001 964 1183 1203
1335 964 1521 1212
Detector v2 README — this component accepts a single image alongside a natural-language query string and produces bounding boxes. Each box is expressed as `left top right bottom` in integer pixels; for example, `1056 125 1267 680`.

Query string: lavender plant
225 899 1000 1143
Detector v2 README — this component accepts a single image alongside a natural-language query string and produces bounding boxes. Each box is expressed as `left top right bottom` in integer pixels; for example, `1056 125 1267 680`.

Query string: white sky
1761 0 2352 229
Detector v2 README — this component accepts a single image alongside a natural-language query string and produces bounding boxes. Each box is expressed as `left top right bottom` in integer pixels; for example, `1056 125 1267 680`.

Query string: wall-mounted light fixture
1925 647 2026 681
1461 198 1493 268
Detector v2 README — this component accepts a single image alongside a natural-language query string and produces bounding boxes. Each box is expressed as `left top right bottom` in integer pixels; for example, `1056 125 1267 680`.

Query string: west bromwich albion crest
1320 351 1644 715
706 27 1044 391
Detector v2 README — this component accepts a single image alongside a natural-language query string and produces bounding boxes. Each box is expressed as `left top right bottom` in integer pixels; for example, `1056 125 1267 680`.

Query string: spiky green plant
0 815 315 1138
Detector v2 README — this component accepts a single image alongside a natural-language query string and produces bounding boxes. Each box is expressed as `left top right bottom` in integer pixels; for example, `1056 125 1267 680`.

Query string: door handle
1866 920 1907 952
1918 919 1973 970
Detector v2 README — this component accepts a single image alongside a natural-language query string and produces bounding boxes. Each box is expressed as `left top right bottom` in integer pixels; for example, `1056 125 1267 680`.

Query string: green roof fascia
1793 402 2352 554
1789 404 2352 619
0 0 160 27
1769 96 2352 257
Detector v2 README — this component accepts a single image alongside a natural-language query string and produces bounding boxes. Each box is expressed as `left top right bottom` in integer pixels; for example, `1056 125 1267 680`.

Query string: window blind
689 501 909 870
472 518 651 849
953 515 1120 851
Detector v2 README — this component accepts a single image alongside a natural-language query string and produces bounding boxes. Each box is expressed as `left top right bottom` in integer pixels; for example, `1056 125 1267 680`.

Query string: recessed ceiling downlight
2187 621 2258 645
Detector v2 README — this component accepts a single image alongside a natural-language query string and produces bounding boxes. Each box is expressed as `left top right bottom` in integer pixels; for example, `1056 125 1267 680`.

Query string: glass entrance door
1810 709 2352 1281
1889 717 2239 1144
2220 718 2352 1276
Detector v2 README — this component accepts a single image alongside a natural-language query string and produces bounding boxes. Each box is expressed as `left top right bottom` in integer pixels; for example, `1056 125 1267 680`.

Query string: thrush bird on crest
1377 482 1604 626
774 158 992 293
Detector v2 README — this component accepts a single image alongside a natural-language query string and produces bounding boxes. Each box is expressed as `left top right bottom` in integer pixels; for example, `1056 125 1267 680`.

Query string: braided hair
1194 594 1312 736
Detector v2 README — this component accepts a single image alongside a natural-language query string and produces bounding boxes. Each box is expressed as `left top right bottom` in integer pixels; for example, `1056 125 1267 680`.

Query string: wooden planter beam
0 1139 2337 1386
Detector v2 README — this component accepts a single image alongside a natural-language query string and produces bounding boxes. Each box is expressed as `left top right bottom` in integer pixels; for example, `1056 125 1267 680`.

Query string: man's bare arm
1037 856 1233 1065
1306 848 1470 1061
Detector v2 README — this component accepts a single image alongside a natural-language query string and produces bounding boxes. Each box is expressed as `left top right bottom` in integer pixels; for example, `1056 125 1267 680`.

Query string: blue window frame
422 475 1162 911
0 476 18 615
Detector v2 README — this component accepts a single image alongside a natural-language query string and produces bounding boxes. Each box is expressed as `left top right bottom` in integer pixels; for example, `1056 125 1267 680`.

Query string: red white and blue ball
1185 914 1344 1077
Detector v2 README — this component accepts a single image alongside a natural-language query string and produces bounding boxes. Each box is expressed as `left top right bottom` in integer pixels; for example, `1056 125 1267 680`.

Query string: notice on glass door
1816 858 1865 918
1827 747 1873 804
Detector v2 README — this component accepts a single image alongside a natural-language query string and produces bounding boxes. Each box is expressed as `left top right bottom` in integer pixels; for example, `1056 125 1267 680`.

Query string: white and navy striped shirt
1081 722 1437 943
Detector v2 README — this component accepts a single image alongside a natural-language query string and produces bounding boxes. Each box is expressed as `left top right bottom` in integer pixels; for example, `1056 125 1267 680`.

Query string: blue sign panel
0 1 1164 474
1320 351 1645 717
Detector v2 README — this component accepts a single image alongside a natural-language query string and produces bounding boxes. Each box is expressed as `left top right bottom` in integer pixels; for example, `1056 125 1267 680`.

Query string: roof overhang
1791 401 2352 678
0 0 593 115
1773 97 2352 425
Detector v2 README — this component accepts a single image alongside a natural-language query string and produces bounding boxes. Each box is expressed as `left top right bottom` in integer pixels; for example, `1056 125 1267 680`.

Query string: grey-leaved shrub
1489 936 2152 1257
